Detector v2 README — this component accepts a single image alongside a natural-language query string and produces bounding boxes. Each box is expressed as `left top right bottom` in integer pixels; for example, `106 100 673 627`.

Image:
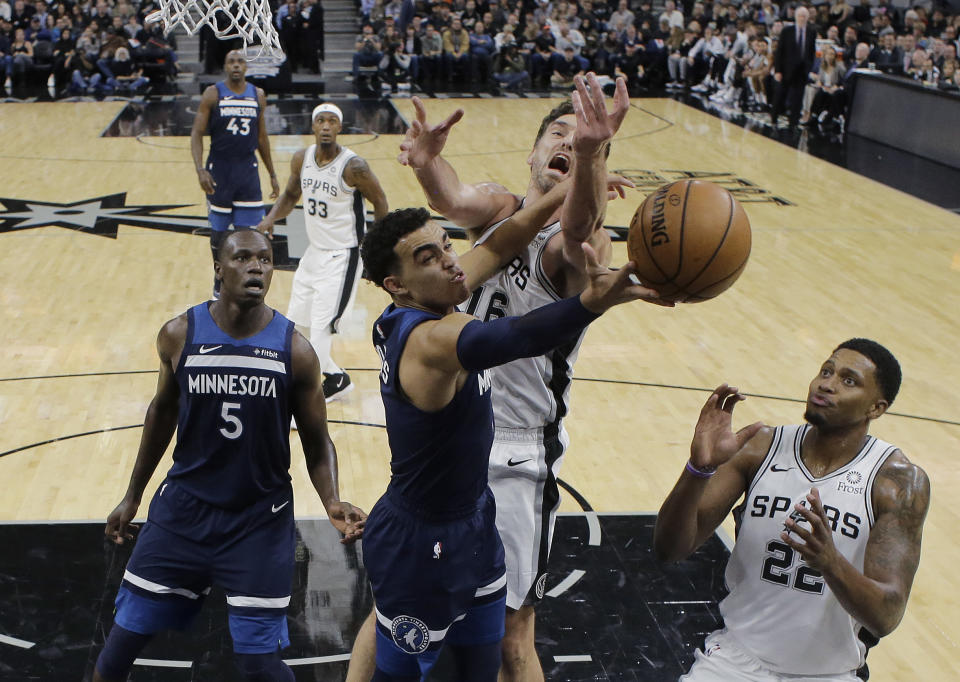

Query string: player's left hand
327 500 367 544
781 487 841 573
571 73 629 158
269 175 280 200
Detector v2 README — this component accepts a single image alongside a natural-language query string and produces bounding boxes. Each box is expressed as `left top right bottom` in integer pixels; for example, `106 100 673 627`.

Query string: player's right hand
689 384 764 470
397 96 465 169
579 242 672 313
256 219 274 239
197 168 216 194
327 501 367 544
105 498 140 545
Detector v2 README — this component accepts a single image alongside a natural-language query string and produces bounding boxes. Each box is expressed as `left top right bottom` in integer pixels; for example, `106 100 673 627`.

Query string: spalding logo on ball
627 180 752 303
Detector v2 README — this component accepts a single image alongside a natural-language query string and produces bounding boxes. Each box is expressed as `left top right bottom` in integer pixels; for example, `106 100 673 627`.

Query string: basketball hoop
145 0 285 65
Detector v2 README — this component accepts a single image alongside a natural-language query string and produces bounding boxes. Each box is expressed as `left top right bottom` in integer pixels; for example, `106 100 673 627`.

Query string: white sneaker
691 81 709 92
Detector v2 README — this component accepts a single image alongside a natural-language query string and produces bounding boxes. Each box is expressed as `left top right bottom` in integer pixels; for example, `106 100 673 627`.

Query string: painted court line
0 634 35 649
554 654 593 662
546 569 585 598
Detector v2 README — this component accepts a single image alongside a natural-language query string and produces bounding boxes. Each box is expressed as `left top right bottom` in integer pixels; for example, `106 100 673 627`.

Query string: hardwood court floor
0 96 958 679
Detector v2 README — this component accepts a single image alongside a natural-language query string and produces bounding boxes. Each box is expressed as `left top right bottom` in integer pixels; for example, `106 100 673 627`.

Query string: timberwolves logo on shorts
391 615 430 654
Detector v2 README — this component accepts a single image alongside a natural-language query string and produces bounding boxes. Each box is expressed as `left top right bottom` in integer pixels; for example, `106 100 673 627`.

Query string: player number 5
220 401 243 439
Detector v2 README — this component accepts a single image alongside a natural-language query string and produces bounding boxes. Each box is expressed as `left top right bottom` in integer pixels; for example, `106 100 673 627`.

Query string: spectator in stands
660 0 685 31
530 22 555 88
608 0 634 36
101 45 147 92
418 22 442 90
666 26 697 87
492 42 527 92
494 22 517 52
939 59 957 89
771 5 816 127
469 20 494 89
805 44 845 127
442 16 470 85
614 40 645 93
460 0 480 31
841 25 858 63
870 29 903 74
0 0 10 23
353 22 382 80
743 36 773 108
550 44 585 87
844 41 870 78
65 44 101 93
8 25 30 83
907 48 938 83
689 23 724 91
76 24 99 60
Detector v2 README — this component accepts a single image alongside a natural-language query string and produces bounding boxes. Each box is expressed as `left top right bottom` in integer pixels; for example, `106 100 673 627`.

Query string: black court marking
0 516 730 681
1 369 958 429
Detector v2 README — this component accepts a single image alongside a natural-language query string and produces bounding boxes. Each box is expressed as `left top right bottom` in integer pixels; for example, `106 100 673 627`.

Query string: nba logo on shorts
391 616 430 654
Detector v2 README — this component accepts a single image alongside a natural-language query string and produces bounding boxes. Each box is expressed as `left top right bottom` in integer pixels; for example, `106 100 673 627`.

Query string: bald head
795 6 809 26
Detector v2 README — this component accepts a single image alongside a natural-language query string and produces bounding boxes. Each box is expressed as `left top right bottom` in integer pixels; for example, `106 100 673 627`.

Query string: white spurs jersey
463 213 586 430
720 424 897 675
300 145 365 250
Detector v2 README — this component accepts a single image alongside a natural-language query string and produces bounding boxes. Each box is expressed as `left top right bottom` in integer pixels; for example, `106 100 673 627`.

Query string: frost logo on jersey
478 368 493 395
535 574 547 599
837 470 865 495
391 616 430 654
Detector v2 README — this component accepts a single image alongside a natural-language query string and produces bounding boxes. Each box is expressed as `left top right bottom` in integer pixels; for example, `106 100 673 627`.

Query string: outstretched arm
344 156 389 221
190 86 217 195
781 454 930 637
558 74 630 270
653 385 767 562
398 96 518 228
256 87 280 199
290 332 365 542
104 316 185 545
258 150 305 238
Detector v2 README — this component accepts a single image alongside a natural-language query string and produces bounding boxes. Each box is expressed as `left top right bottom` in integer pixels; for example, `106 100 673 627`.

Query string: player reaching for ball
654 339 930 681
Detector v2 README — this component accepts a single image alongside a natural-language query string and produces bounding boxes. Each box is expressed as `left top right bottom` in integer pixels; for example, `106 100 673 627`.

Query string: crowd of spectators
351 0 960 116
0 0 179 96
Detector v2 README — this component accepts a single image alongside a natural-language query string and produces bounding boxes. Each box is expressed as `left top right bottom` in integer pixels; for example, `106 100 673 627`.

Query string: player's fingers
580 241 600 269
412 95 426 122
610 77 630 130
573 75 596 123
735 421 765 448
586 71 607 118
439 108 465 131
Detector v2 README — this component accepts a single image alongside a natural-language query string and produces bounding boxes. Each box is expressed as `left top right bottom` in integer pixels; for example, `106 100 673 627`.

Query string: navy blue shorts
206 154 264 229
114 479 295 653
363 487 506 675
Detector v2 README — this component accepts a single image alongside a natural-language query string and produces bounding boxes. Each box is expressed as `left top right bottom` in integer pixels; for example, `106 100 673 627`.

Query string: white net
145 0 285 63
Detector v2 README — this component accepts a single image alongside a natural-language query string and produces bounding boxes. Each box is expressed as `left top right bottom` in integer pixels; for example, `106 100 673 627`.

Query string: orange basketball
626 180 751 303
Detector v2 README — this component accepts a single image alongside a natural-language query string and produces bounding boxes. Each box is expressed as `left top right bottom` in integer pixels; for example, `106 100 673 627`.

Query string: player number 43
226 117 251 136
220 401 243 440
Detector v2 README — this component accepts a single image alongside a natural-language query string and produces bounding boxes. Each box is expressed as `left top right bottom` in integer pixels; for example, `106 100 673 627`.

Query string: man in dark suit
771 5 817 128
869 29 903 75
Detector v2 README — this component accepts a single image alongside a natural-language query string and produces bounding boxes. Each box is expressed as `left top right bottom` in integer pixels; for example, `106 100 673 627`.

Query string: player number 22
220 401 243 440
760 540 825 594
226 117 251 136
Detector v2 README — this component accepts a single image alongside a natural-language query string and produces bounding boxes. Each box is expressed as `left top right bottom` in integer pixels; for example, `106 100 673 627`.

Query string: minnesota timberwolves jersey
168 302 295 509
720 424 898 674
208 81 260 160
465 211 586 430
300 145 365 250
373 304 495 515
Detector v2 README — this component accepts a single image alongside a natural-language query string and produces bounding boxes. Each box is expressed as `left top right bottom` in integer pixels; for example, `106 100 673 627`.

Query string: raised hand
397 96 465 169
579 241 670 313
689 384 764 471
570 73 630 157
105 498 140 545
781 487 841 573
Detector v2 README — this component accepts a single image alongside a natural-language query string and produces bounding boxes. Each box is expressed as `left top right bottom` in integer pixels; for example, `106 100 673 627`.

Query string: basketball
626 180 752 303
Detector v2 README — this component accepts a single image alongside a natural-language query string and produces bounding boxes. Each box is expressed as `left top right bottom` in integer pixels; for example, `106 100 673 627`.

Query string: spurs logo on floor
391 616 430 654
611 169 794 206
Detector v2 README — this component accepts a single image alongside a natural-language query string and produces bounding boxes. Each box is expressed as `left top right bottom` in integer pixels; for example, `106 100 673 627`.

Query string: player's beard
803 408 827 428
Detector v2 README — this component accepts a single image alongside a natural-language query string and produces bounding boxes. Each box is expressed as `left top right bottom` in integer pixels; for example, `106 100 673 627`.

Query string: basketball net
145 0 285 65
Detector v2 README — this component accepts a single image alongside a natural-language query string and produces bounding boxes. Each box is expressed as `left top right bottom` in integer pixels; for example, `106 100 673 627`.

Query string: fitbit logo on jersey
253 347 279 359
187 373 278 397
391 616 430 654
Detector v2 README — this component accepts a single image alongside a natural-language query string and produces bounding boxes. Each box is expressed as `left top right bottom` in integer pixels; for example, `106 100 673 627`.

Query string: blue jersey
167 302 295 509
373 304 496 517
208 81 260 160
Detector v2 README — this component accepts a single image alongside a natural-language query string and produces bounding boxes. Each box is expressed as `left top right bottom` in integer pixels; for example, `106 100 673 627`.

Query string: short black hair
834 338 902 405
361 208 432 290
220 229 271 262
533 98 613 158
